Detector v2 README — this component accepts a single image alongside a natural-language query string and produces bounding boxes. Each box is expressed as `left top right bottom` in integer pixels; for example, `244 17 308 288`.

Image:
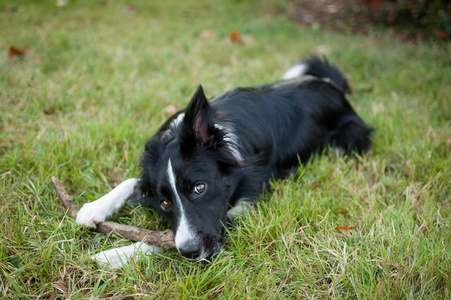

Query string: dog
76 56 372 264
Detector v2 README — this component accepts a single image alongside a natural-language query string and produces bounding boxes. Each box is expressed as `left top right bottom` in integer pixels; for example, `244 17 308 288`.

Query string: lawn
1 0 450 298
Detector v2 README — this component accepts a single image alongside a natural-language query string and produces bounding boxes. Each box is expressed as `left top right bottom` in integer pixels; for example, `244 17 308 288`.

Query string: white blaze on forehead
167 159 195 248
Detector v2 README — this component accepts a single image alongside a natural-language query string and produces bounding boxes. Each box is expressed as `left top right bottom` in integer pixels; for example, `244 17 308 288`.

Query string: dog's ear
182 85 221 148
181 85 242 165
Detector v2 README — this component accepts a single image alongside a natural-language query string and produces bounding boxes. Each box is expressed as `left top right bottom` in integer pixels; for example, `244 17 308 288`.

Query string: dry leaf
52 281 69 293
446 138 451 148
230 29 242 43
336 224 359 231
9 46 27 57
164 105 178 115
43 105 60 115
434 30 449 40
230 30 253 44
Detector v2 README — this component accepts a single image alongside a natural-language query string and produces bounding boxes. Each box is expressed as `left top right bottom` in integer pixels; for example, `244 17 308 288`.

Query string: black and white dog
76 56 372 265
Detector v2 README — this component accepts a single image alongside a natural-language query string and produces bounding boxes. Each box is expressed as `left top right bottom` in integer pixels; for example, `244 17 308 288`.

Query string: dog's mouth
201 232 226 261
201 241 224 262
181 227 226 262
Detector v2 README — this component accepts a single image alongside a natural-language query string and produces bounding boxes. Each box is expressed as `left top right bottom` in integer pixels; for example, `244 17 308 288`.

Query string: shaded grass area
1 0 450 298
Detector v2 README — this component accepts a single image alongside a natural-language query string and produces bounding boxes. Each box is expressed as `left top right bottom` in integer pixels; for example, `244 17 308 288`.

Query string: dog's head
140 85 243 261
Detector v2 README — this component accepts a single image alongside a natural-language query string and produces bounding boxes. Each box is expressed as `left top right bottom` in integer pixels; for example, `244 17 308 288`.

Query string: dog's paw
75 179 136 228
76 201 109 229
91 242 162 268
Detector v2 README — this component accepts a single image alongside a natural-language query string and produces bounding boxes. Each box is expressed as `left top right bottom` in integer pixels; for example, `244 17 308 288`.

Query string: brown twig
51 176 175 248
51 176 79 219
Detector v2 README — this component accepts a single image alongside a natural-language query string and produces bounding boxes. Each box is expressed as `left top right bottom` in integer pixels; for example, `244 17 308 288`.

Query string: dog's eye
194 182 206 195
160 200 172 210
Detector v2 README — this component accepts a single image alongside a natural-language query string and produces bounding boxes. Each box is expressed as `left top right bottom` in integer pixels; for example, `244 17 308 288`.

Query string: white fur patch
214 124 243 161
91 242 162 268
282 63 308 80
76 178 139 228
227 198 252 219
167 159 195 249
163 113 185 139
170 112 185 130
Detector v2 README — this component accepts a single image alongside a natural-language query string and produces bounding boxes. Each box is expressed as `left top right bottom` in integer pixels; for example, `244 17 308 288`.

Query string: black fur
135 56 372 260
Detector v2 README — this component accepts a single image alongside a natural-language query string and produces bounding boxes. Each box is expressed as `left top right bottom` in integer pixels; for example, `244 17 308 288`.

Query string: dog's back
209 57 372 187
281 56 372 155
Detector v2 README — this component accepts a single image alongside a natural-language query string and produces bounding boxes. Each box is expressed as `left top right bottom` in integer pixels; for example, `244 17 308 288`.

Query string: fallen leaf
164 105 178 115
44 105 60 115
230 29 242 43
9 46 27 57
434 30 449 40
52 281 69 293
336 224 359 231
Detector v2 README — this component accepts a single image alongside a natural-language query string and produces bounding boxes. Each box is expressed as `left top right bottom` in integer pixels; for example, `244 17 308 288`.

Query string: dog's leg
76 178 140 228
227 198 252 220
77 179 163 268
91 242 162 269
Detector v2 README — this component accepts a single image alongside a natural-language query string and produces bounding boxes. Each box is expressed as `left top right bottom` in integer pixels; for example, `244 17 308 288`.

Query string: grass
1 0 450 298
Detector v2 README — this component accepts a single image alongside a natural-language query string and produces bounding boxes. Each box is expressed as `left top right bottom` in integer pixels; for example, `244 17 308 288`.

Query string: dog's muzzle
178 228 226 261
178 240 201 259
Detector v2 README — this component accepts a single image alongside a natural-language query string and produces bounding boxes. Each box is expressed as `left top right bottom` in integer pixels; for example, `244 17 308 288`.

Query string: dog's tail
282 55 350 93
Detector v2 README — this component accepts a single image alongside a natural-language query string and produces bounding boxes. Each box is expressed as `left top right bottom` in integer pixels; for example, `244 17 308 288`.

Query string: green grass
1 0 450 298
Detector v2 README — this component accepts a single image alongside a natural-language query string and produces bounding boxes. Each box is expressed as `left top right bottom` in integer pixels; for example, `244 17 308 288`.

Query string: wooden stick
51 176 175 248
51 176 79 219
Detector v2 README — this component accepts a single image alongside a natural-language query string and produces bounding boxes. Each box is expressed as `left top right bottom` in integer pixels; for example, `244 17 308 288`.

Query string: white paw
76 200 111 229
91 242 162 268
76 179 138 228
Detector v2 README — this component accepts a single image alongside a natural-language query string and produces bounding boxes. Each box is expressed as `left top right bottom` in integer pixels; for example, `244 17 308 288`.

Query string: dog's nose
178 241 201 259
